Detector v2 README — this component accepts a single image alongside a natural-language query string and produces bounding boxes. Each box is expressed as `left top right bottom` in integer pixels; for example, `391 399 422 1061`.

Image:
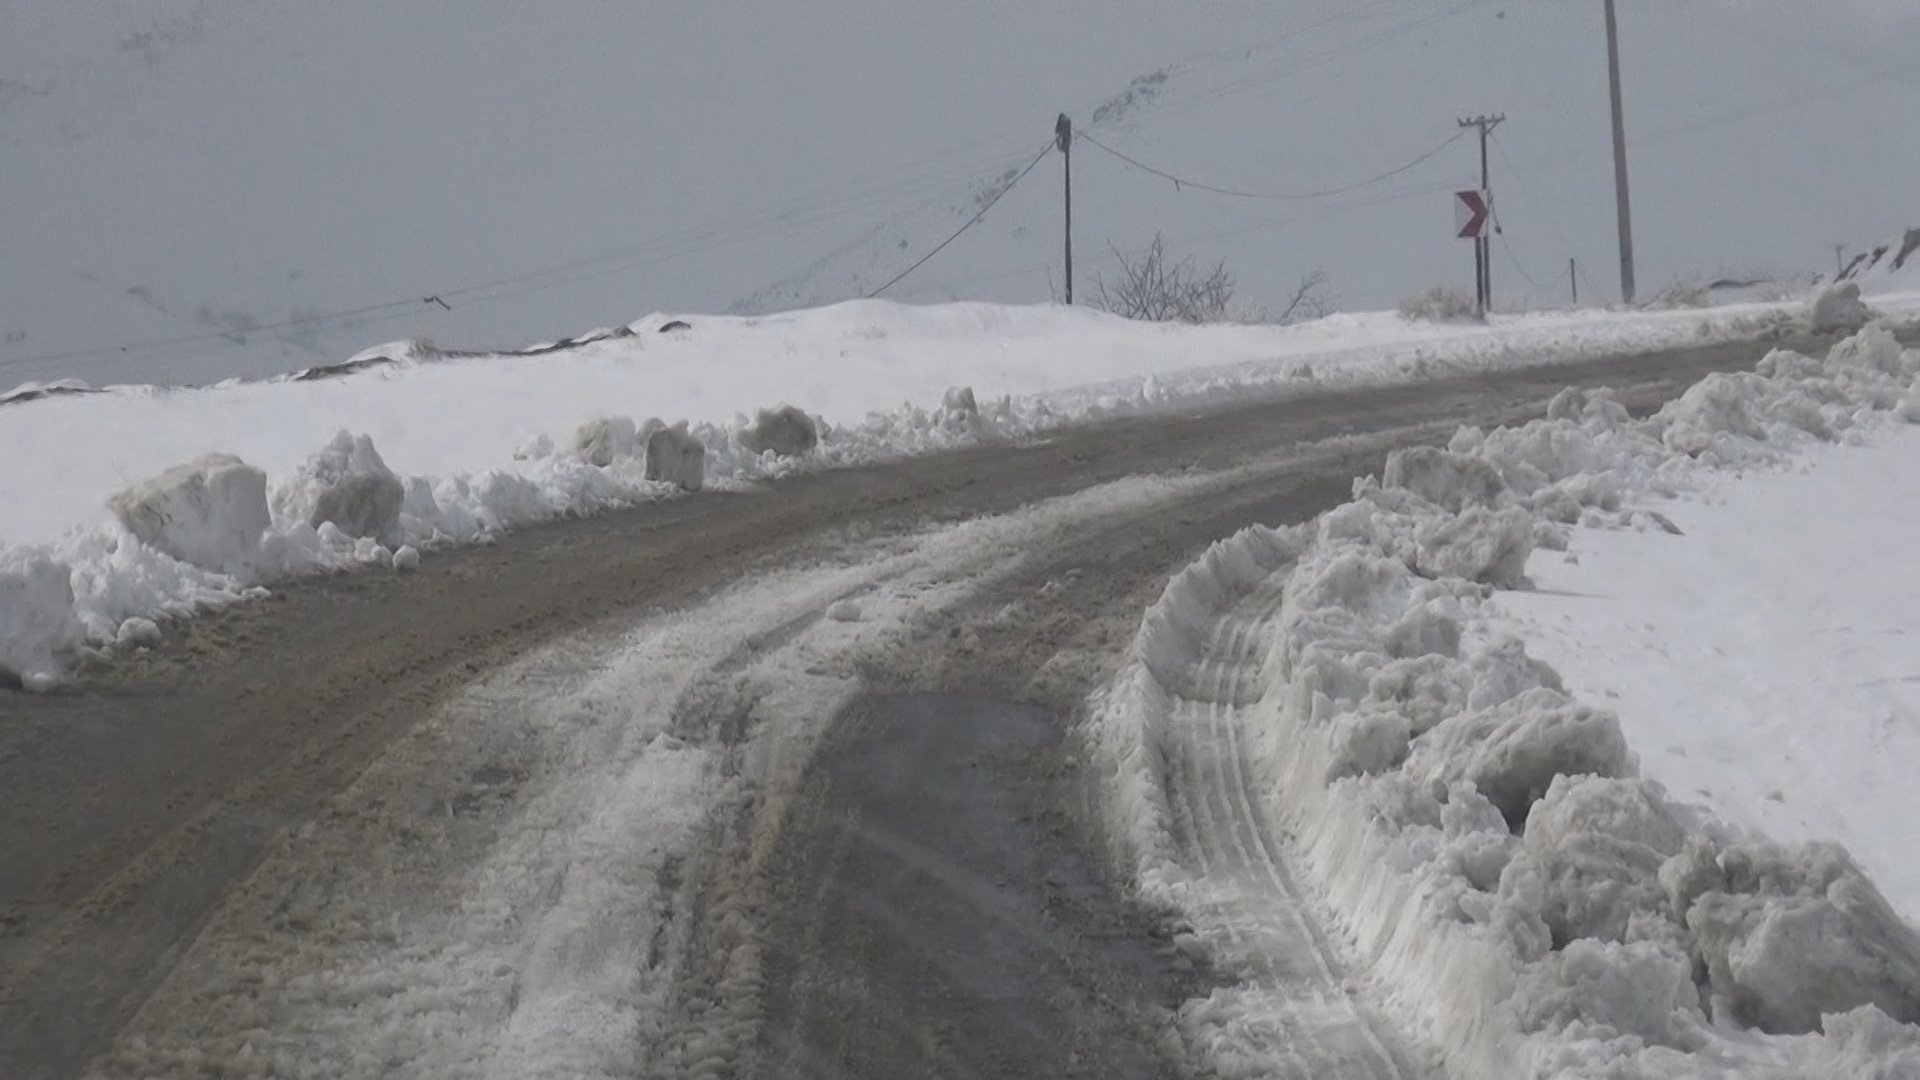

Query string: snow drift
5 298 1859 686
1090 324 1920 1077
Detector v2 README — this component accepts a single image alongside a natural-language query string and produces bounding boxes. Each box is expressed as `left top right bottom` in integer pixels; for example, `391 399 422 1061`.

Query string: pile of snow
643 421 706 491
0 297 1907 687
107 454 272 577
0 552 87 690
273 432 405 543
1091 324 1920 1076
738 405 820 459
1811 282 1876 335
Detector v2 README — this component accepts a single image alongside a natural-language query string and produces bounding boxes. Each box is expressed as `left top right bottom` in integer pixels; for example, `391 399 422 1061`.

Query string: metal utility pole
1056 113 1074 305
1458 114 1504 314
1571 258 1579 306
1604 0 1637 304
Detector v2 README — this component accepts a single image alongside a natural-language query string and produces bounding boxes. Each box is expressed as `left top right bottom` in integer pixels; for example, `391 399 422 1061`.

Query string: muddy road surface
0 335 1825 1078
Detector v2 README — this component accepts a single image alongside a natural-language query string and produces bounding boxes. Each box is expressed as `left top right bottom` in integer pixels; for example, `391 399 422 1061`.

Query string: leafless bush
1235 271 1333 326
1093 234 1237 324
1398 285 1480 323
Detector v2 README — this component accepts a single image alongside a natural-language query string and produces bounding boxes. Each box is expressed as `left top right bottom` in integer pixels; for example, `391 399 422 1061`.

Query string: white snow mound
272 431 405 543
645 422 706 491
0 553 86 687
108 453 271 576
1812 282 1875 335
573 416 640 468
739 405 820 458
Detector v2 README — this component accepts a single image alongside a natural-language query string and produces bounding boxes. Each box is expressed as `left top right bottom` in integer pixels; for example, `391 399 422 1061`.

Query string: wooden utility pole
1056 114 1074 305
1571 258 1579 306
1605 0 1637 304
1458 114 1505 315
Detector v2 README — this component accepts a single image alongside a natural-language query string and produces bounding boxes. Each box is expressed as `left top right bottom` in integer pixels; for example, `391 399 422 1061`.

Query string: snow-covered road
0 336 1781 1080
8 324 1920 1079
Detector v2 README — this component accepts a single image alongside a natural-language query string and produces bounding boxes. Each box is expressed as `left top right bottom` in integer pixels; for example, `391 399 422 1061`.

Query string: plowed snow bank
1092 324 1920 1077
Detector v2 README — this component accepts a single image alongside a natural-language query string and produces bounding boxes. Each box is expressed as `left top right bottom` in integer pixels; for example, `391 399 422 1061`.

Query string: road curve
0 332 1830 1078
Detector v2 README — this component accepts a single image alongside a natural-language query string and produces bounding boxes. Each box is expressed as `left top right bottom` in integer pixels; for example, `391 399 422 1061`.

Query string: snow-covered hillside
4 1 1918 389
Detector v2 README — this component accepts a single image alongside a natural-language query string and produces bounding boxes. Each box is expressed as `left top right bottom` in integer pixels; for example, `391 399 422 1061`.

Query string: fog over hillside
3 0 1915 387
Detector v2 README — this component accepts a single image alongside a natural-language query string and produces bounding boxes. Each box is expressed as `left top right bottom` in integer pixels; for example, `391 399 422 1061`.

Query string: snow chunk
109 453 271 575
740 404 819 458
1414 505 1533 588
392 545 421 572
1673 840 1920 1035
1791 1006 1920 1078
825 598 862 622
0 554 85 685
1811 282 1874 335
573 415 639 467
1525 775 1687 860
645 422 706 491
114 616 162 649
1382 446 1509 512
273 432 404 543
1545 386 1632 428
1514 938 1707 1053
1826 323 1910 380
1413 687 1632 829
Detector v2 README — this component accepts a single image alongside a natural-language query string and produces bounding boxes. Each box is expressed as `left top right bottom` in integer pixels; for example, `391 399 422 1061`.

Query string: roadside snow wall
1090 324 1920 1078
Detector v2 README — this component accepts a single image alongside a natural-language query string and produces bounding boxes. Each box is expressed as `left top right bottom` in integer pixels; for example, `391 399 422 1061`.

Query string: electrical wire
1077 129 1467 203
866 141 1055 299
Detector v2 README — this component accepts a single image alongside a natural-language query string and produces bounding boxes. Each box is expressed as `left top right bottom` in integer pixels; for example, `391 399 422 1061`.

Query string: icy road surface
0 334 1848 1078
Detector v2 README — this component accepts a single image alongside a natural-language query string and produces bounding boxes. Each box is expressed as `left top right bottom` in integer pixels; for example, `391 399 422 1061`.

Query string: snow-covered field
11 292 1905 688
1497 428 1920 922
1091 322 1920 1077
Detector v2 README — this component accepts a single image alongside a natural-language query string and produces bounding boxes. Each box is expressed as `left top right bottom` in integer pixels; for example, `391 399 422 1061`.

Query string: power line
1105 1 1503 131
1488 132 1578 256
1076 129 1467 202
866 141 1055 299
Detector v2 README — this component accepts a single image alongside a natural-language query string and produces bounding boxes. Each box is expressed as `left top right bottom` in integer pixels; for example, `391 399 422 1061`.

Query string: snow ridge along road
0 331 1877 1078
7 295 1894 689
1094 324 1920 1078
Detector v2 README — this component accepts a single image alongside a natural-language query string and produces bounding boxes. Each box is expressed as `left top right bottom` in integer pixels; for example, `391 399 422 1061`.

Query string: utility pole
1458 113 1504 315
1604 0 1637 304
1834 243 1848 279
1570 257 1579 306
1056 113 1074 305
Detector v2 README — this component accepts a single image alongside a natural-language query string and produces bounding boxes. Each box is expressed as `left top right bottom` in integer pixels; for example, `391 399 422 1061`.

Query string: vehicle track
1165 573 1424 1078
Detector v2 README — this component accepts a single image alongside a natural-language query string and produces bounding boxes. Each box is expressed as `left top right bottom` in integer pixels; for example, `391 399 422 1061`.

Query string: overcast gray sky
2 1 1914 386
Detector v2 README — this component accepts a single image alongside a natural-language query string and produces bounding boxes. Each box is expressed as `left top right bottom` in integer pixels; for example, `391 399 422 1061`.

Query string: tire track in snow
1164 573 1424 1079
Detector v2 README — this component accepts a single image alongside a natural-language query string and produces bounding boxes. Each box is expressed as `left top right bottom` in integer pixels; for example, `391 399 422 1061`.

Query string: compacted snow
5 293 1893 686
1092 323 1920 1077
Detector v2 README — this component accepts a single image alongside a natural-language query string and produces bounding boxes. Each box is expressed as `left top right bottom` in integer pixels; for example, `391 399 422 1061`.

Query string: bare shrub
1398 285 1481 324
1093 234 1236 324
1235 271 1333 326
